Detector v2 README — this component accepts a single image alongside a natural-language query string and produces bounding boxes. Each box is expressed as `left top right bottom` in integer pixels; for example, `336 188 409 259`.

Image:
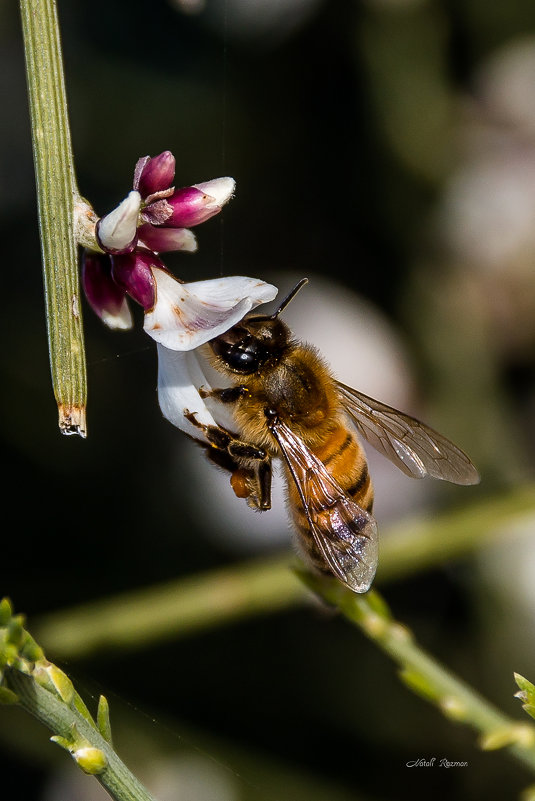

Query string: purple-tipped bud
143 177 235 229
134 151 176 199
111 248 165 310
82 252 132 330
137 223 197 253
96 191 141 254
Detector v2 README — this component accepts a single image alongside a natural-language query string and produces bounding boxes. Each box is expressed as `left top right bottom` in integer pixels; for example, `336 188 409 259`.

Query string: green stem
301 575 535 775
33 485 535 659
6 670 157 801
19 0 87 436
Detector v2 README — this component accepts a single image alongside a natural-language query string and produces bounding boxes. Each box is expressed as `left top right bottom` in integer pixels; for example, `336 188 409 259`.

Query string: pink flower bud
137 223 197 253
143 177 235 229
134 151 176 199
111 248 166 310
82 252 132 330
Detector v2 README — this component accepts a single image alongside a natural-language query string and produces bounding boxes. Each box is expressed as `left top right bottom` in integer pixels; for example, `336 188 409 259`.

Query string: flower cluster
81 151 278 439
82 150 237 330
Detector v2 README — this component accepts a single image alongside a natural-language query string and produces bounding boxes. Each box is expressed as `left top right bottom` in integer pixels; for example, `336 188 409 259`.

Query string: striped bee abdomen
313 421 374 513
284 420 375 577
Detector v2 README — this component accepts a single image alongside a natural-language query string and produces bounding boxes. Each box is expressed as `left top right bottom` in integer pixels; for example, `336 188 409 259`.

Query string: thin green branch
1 602 157 801
19 0 87 436
300 574 535 777
8 672 157 801
32 484 535 659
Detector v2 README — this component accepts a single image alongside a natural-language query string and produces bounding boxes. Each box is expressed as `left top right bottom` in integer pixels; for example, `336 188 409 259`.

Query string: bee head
209 278 308 375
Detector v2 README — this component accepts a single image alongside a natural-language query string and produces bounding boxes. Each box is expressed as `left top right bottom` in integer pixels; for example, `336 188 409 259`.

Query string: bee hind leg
230 460 272 511
184 409 272 511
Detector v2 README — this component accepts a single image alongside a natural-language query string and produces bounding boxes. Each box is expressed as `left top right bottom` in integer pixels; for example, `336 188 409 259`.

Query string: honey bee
185 279 479 593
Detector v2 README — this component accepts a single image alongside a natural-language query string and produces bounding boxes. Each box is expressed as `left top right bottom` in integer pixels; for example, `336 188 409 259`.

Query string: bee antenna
252 278 309 322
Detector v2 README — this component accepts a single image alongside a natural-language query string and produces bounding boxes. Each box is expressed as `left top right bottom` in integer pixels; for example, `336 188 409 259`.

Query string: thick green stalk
19 0 87 436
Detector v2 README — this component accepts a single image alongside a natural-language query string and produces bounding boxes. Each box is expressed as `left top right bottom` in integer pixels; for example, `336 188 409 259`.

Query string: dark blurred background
2 0 535 799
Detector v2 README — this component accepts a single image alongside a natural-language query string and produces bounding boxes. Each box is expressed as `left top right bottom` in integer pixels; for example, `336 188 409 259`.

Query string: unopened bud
82 252 133 330
137 223 197 253
134 151 175 198
73 746 108 775
97 191 141 254
111 248 163 310
144 176 235 229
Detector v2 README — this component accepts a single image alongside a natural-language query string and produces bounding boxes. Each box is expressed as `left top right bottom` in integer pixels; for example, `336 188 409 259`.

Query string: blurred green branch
0 600 157 801
299 576 535 778
19 0 88 436
33 484 535 660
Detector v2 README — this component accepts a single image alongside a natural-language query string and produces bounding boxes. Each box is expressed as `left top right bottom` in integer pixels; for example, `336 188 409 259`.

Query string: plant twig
32 484 535 659
19 0 87 436
0 601 157 801
299 573 535 776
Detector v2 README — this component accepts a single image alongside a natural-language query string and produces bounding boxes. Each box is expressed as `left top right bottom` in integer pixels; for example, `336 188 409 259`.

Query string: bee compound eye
227 346 257 372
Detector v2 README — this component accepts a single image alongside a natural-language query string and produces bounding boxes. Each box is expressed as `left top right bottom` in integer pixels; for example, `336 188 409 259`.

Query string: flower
81 149 278 441
144 268 277 349
153 276 278 442
82 150 235 328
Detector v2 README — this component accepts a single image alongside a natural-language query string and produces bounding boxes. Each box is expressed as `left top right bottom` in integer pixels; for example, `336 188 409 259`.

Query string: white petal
192 177 235 206
157 344 216 442
144 267 278 351
187 275 278 306
101 297 133 330
98 191 141 251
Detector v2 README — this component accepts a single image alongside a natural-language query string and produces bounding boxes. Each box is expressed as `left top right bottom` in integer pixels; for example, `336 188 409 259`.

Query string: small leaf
73 691 98 729
0 686 19 704
20 632 45 663
34 662 74 704
514 673 535 720
97 695 113 744
480 724 535 751
520 782 535 801
6 617 25 648
0 599 12 626
522 704 535 721
51 734 74 752
515 673 535 697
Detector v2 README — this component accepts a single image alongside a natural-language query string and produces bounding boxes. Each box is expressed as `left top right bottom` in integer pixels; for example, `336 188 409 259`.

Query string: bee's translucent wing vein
336 382 479 486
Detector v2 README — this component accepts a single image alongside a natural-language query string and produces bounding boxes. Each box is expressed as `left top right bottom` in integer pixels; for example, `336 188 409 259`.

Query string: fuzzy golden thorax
208 317 345 452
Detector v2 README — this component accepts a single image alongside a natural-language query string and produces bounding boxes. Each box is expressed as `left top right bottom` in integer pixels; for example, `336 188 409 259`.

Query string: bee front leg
199 386 250 404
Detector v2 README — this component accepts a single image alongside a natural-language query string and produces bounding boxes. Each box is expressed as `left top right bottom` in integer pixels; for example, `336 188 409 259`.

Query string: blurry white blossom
436 37 535 354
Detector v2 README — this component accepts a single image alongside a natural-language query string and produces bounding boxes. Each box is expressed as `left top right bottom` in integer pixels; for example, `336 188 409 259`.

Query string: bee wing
268 415 378 593
336 382 480 486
